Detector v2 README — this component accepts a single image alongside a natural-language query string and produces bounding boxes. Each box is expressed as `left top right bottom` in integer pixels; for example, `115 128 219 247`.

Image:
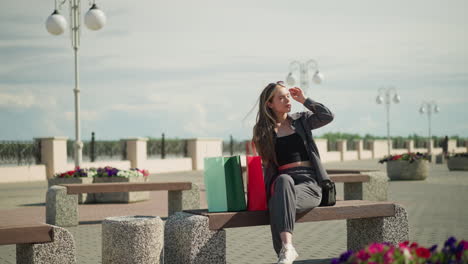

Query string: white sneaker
277 244 299 264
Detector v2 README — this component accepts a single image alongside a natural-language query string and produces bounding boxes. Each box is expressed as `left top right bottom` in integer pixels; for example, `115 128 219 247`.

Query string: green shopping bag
204 156 247 212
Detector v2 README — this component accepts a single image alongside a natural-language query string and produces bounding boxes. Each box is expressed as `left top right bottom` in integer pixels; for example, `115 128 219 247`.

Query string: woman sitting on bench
252 81 334 264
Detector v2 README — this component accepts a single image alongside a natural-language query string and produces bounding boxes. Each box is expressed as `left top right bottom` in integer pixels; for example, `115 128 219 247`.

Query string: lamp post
285 59 323 98
376 86 401 156
45 0 106 167
419 101 440 155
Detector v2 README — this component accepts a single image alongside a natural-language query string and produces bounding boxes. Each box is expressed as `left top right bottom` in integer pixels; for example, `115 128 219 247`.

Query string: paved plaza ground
1 159 467 263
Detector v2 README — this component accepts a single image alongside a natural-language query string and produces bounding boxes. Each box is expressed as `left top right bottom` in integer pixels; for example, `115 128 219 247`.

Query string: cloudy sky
1 0 467 141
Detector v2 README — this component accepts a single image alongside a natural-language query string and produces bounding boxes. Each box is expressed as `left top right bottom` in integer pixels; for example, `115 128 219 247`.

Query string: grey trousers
268 166 322 255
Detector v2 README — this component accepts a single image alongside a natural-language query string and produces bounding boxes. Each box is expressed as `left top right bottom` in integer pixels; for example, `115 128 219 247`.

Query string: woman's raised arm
302 97 334 130
289 87 334 130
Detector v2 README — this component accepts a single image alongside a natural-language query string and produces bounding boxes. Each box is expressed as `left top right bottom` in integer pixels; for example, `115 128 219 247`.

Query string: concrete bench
165 200 409 263
102 215 164 264
0 224 76 264
46 182 200 227
328 171 388 201
241 167 388 201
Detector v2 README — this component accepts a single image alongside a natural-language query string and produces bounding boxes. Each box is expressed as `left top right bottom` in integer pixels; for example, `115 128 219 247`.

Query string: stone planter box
48 177 95 204
386 160 429 181
447 157 468 171
93 176 150 203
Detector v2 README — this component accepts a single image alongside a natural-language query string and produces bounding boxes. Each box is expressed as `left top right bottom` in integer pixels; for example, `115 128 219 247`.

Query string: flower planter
48 177 95 204
447 157 468 171
331 237 468 264
92 176 150 203
386 160 429 181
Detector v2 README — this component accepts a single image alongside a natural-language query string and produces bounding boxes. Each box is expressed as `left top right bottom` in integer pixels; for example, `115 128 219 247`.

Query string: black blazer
263 97 335 201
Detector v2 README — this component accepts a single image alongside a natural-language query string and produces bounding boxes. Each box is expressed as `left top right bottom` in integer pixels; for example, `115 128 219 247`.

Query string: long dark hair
252 82 285 166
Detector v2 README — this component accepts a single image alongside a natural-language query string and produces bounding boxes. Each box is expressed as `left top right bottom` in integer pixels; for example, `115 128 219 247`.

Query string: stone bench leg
46 186 78 227
16 225 77 264
168 183 200 216
347 204 409 251
102 216 164 264
165 212 226 264
344 171 388 201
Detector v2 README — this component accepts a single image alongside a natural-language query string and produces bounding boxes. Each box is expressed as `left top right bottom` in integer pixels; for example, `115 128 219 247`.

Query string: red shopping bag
246 141 267 211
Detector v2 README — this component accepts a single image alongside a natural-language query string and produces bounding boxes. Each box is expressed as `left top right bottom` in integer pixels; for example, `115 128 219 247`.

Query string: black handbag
319 179 336 207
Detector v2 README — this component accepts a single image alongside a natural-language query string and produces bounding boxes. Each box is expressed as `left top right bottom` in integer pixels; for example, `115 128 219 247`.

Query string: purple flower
339 250 353 262
445 237 457 248
429 244 438 252
330 258 340 264
449 244 457 254
455 244 464 260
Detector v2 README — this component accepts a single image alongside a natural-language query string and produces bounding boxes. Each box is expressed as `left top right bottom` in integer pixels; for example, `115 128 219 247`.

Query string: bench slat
329 174 370 183
60 182 192 194
0 225 53 245
185 200 396 230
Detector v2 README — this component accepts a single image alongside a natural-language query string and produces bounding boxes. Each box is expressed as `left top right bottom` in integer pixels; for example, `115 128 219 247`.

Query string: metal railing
67 140 125 162
147 136 187 159
0 140 40 166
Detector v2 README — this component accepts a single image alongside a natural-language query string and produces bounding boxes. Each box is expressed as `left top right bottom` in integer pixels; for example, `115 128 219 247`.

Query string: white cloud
0 92 35 108
0 90 58 110
183 103 225 136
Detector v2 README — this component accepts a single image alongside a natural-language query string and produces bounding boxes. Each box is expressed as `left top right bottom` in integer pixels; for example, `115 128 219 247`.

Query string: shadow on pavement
20 202 45 207
79 220 103 225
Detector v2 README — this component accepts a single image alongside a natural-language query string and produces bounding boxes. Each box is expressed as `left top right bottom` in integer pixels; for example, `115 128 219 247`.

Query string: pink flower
409 242 419 249
356 250 371 261
415 247 431 258
461 240 468 250
368 243 385 254
399 241 410 247
384 247 395 263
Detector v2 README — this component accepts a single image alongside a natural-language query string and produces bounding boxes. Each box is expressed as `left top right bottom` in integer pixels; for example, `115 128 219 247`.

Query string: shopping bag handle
246 140 258 156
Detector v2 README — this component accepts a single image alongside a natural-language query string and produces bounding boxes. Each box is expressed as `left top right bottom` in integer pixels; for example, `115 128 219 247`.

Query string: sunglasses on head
267 81 285 89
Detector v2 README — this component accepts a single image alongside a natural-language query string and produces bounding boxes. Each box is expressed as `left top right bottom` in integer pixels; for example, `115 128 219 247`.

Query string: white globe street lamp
419 101 439 155
45 0 106 168
84 4 107 30
376 86 400 156
45 10 67 35
286 59 323 110
312 70 323 84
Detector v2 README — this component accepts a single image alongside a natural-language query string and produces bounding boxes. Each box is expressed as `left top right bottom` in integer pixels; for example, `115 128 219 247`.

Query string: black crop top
275 132 310 166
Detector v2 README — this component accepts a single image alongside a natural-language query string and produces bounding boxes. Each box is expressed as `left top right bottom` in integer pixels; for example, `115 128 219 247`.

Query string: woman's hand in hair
289 87 307 104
